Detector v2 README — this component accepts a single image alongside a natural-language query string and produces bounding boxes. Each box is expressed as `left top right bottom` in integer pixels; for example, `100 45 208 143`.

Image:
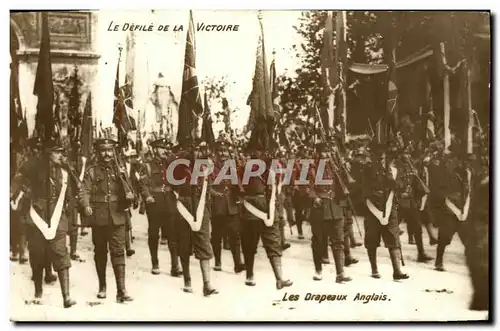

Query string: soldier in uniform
417 147 438 246
362 143 409 280
80 138 134 303
170 141 218 296
138 138 181 276
124 148 140 257
429 146 471 272
210 140 245 273
291 146 310 240
239 146 293 289
12 139 76 307
395 148 433 262
465 137 489 311
308 143 352 283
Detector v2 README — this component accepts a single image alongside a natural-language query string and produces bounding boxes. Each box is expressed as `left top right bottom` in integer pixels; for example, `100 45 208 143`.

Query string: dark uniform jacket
138 158 176 213
211 157 239 217
14 156 76 232
80 162 132 226
308 160 343 220
362 161 398 211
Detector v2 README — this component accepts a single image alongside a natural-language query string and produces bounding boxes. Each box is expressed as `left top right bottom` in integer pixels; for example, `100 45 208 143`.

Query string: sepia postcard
9 9 490 322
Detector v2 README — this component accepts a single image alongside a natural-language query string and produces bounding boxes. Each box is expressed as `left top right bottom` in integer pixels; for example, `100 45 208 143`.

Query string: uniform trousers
92 222 126 267
27 225 71 271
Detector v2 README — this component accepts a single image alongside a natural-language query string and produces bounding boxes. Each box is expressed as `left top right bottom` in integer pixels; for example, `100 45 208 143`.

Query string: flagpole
441 42 451 152
341 11 348 143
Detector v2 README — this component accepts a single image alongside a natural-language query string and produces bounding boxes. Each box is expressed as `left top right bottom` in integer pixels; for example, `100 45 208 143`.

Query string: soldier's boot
367 248 380 279
180 257 192 293
470 281 488 311
223 235 231 250
434 244 446 271
168 243 182 277
230 238 245 274
333 249 352 283
280 226 290 250
200 259 219 297
58 268 76 308
390 248 409 280
95 259 107 299
425 223 438 246
244 254 256 286
407 223 415 244
415 231 433 262
212 237 222 271
313 250 323 281
160 225 168 245
18 234 27 264
114 265 133 303
321 239 330 264
33 267 43 304
344 233 358 266
70 234 80 261
296 221 304 239
44 262 57 284
148 235 160 275
270 256 293 290
349 226 362 247
125 229 135 257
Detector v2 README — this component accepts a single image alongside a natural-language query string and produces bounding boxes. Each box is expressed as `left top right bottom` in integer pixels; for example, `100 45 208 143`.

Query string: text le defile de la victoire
108 21 240 32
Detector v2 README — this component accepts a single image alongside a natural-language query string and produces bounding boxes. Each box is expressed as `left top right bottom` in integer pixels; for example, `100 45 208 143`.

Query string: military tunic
15 156 72 271
362 161 400 249
81 162 131 267
170 153 213 260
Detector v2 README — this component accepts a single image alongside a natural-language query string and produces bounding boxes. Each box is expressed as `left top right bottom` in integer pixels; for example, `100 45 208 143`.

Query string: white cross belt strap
243 169 277 227
366 166 397 226
29 169 68 240
419 195 428 212
11 190 25 211
445 169 471 222
173 171 209 232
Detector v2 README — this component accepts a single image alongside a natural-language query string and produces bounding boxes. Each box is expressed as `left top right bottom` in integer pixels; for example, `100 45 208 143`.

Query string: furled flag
320 11 335 132
201 91 215 147
246 12 274 151
33 12 55 142
177 10 204 147
113 49 135 147
81 93 93 159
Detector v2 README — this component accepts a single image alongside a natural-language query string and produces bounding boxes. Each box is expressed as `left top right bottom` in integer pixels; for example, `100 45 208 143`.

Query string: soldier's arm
80 166 93 209
138 164 152 200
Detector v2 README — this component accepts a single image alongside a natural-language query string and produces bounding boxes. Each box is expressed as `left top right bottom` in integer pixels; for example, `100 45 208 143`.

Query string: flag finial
257 11 263 20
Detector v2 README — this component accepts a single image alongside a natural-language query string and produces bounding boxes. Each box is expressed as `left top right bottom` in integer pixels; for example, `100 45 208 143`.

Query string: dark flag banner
81 93 93 159
177 10 203 147
247 14 274 151
33 12 55 141
201 91 215 147
113 50 135 148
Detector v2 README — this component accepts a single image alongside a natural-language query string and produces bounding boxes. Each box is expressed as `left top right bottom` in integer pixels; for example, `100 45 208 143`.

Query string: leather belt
92 194 118 203
151 186 172 193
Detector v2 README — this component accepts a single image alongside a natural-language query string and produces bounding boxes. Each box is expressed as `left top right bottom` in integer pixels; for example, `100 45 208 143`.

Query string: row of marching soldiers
10 129 489 311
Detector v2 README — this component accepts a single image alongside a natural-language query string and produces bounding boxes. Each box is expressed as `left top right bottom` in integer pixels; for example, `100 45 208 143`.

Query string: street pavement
9 211 489 321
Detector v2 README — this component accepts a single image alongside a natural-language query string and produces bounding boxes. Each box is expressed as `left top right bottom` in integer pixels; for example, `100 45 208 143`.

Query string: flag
425 79 435 141
269 57 281 119
113 50 134 147
33 12 55 142
201 92 215 146
81 93 93 159
247 14 274 151
334 11 347 141
386 48 398 136
321 11 335 131
177 10 203 147
123 31 135 110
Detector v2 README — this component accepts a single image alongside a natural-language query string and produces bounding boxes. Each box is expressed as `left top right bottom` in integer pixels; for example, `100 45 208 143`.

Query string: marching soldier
430 145 472 272
417 148 438 246
239 146 293 289
362 143 409 280
465 137 489 311
291 146 310 239
138 138 181 276
12 139 76 308
80 138 134 303
210 140 245 273
170 141 218 296
395 147 433 262
276 147 291 250
308 142 351 283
